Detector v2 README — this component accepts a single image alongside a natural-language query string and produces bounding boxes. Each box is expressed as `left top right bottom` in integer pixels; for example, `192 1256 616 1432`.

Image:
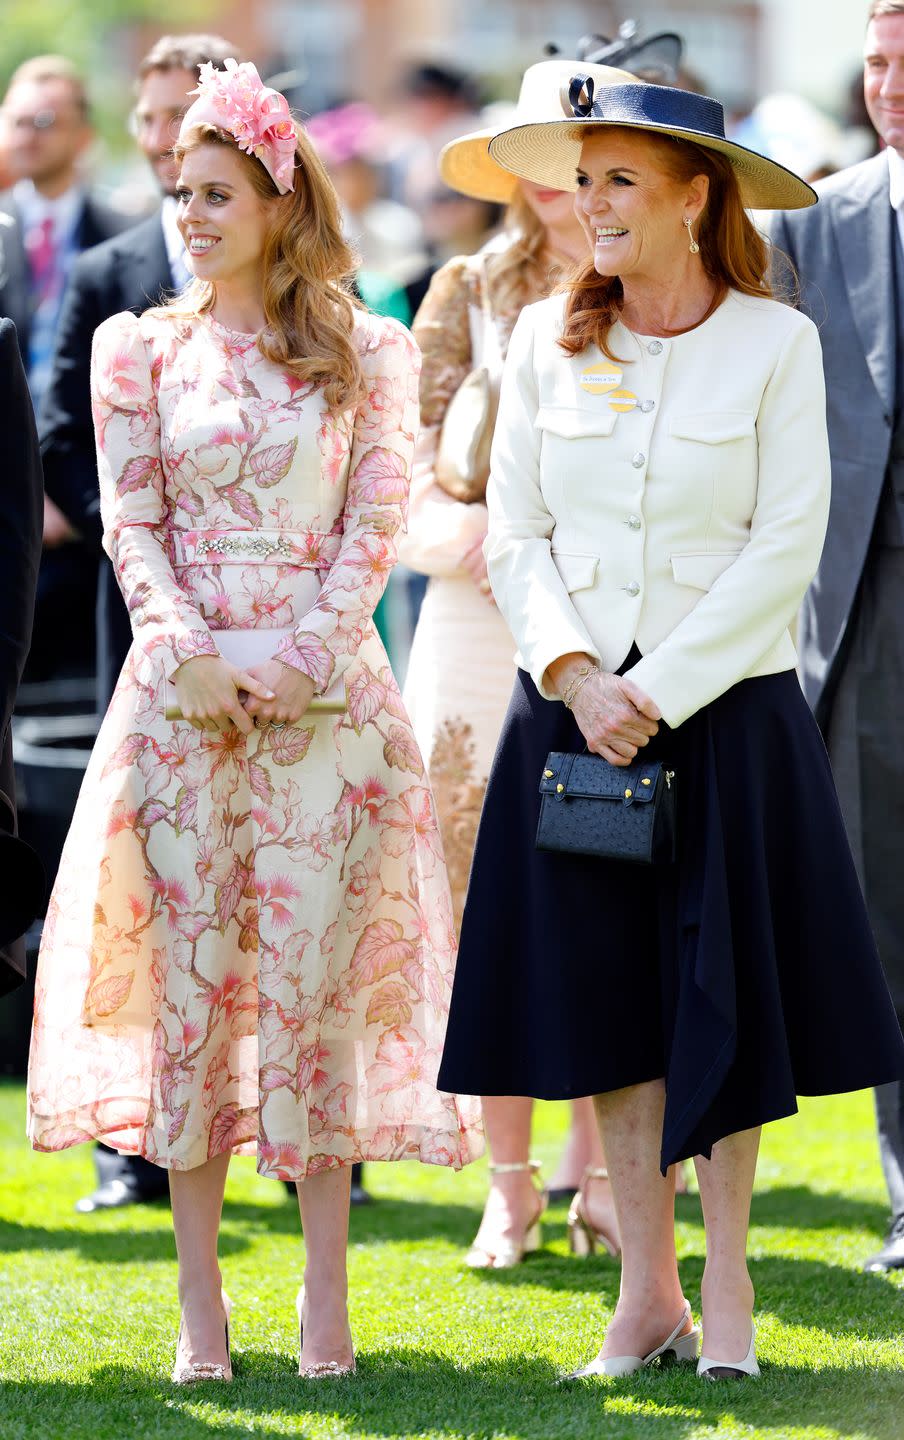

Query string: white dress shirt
888 145 904 260
486 288 831 728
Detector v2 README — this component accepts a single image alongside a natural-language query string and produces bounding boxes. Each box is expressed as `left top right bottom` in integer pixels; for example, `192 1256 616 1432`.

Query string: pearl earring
684 217 700 254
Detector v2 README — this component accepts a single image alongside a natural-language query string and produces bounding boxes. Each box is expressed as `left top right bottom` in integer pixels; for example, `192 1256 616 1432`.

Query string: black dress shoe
75 1179 168 1213
863 1215 904 1272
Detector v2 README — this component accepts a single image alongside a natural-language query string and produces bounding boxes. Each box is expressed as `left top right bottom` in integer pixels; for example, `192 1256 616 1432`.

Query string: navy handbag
536 751 677 865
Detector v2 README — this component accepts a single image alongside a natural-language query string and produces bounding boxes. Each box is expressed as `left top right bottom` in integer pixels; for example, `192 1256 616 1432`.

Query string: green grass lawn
0 1081 902 1440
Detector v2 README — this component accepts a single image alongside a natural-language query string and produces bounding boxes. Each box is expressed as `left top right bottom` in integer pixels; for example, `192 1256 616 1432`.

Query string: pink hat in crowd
306 103 383 168
178 59 298 194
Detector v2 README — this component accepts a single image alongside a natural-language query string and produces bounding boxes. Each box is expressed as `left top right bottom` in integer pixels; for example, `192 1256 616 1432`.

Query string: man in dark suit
0 320 46 997
770 0 904 1272
40 34 237 722
0 56 128 681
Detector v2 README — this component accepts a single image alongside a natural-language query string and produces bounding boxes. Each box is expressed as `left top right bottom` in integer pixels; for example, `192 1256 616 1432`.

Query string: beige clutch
434 366 499 504
164 628 346 721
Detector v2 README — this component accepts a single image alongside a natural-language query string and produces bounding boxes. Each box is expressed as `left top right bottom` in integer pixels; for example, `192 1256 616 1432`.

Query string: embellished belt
170 528 342 568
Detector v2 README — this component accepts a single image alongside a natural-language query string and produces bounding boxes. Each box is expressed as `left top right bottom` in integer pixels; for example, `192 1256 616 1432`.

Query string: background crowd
0 1 902 1275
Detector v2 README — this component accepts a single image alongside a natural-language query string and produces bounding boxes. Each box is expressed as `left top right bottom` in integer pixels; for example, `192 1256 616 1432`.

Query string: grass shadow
0 1215 248 1265
749 1185 890 1234
222 1192 481 1246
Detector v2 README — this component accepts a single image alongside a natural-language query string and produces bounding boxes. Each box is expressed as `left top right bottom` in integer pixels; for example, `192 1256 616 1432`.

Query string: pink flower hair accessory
178 58 297 194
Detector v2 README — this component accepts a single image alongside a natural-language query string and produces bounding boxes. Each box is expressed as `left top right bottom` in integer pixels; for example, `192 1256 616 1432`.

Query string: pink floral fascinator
178 59 297 194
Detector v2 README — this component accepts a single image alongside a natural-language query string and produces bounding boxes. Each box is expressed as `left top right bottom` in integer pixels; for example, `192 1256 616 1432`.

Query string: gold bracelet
562 663 597 709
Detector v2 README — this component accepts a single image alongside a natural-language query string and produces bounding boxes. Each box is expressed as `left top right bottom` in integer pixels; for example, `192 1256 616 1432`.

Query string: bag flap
540 752 660 804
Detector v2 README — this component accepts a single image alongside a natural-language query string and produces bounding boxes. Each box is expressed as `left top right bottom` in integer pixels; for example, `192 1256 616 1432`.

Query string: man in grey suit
770 0 904 1272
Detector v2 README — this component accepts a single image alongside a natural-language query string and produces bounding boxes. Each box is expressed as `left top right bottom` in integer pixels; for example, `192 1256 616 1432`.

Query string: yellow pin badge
578 361 637 414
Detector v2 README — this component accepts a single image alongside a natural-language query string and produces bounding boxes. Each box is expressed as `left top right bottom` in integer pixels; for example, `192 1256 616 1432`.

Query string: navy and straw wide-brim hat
488 78 817 211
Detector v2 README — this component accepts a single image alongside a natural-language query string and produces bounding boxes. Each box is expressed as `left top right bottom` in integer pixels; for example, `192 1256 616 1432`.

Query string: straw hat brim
439 128 520 204
488 118 817 212
438 61 639 204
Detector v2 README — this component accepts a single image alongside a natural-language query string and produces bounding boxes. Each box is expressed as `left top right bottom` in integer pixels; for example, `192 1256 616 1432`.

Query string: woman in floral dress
27 61 481 1382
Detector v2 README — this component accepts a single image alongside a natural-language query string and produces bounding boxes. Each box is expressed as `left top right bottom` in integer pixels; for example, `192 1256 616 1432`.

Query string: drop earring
684 217 700 254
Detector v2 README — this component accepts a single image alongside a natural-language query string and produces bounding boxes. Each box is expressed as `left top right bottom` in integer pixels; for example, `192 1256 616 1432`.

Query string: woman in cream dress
401 56 637 1271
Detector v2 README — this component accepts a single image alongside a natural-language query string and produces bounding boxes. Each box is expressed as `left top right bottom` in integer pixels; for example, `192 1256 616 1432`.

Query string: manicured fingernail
265 690 276 698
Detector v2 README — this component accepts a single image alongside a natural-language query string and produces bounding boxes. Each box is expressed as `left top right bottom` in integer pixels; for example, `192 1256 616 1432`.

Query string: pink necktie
26 216 58 303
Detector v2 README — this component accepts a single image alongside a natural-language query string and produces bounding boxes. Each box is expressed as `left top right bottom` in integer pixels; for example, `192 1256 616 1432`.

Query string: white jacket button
640 399 655 413
627 515 642 530
625 580 641 597
647 340 663 355
632 452 646 468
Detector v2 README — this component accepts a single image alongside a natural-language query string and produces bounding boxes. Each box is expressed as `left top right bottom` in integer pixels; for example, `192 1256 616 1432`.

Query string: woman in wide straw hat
437 77 904 1379
401 41 660 1274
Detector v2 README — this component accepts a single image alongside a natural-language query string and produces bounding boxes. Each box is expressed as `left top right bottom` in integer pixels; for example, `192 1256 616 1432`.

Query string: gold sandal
567 1167 621 1258
466 1160 547 1269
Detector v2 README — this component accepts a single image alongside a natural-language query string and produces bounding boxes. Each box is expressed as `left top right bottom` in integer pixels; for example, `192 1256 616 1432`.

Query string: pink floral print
26 306 483 1178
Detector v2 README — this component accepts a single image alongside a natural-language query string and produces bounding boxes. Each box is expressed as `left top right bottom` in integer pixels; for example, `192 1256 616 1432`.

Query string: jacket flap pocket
552 549 599 592
671 550 743 591
536 405 618 439
669 411 754 444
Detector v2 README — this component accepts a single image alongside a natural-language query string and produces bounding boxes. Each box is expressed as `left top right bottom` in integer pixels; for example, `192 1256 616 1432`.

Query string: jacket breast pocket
670 550 744 591
535 405 618 440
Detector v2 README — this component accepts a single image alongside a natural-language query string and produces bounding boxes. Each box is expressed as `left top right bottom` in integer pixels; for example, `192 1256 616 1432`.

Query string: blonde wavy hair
485 190 572 312
168 122 365 411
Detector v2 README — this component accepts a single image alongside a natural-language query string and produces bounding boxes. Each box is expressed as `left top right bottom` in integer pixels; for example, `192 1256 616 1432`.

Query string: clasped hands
171 655 315 735
547 653 661 766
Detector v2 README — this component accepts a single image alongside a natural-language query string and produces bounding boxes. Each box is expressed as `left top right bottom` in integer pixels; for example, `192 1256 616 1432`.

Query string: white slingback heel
697 1322 760 1381
567 1302 701 1380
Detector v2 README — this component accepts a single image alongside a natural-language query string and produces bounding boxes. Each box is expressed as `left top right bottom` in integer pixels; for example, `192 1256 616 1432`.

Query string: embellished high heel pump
567 1302 701 1380
466 1159 548 1269
567 1167 621 1258
697 1322 760 1381
172 1291 233 1383
297 1287 356 1379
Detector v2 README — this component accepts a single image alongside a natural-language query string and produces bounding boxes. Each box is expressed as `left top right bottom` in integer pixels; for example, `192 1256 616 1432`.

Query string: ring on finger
270 721 287 730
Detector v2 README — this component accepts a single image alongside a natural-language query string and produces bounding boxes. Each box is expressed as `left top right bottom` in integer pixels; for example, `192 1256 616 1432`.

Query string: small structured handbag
536 751 678 865
434 256 503 505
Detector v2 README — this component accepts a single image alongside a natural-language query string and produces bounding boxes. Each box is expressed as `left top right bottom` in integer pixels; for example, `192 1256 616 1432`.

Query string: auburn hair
559 125 772 361
169 122 365 411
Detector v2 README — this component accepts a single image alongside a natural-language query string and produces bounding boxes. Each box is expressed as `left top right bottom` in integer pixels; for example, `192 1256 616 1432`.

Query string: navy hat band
564 77 726 142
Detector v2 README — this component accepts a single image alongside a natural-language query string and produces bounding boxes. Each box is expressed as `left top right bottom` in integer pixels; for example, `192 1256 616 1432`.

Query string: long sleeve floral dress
26 305 483 1179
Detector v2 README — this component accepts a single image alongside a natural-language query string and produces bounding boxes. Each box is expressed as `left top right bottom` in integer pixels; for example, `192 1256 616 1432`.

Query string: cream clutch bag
164 627 346 721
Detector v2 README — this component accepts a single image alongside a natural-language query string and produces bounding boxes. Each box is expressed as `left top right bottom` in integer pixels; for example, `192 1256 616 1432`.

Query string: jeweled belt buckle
194 534 294 561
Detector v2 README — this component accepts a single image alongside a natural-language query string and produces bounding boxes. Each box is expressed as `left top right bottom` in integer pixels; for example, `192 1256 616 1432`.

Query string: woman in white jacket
438 79 904 1381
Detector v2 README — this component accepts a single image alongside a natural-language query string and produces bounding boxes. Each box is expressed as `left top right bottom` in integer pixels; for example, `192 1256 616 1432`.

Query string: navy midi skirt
436 663 904 1171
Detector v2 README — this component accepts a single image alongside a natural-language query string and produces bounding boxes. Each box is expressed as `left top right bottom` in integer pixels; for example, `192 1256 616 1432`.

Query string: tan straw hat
439 59 638 204
488 77 816 211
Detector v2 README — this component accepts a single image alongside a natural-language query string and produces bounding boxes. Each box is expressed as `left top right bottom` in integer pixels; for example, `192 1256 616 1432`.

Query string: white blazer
485 288 830 728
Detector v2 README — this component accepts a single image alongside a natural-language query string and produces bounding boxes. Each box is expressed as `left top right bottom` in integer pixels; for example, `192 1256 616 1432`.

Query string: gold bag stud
624 788 633 798
556 783 564 793
642 778 652 786
544 769 554 778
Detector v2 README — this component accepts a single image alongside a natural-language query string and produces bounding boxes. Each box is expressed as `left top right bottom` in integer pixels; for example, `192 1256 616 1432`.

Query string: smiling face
176 141 278 290
864 14 904 153
574 128 708 282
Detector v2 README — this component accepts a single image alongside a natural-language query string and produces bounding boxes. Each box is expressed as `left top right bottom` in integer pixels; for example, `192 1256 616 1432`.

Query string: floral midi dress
26 305 483 1179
